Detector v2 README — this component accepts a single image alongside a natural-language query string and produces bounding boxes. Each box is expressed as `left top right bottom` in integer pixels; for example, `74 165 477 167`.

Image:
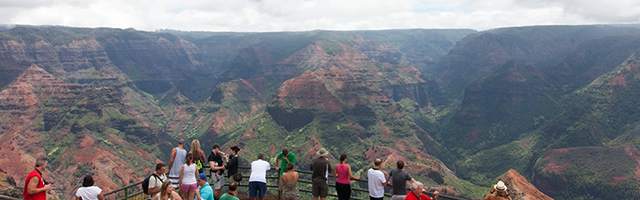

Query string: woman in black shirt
226 146 240 182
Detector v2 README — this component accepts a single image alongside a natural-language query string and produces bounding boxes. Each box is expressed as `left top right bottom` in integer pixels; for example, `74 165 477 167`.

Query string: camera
44 181 54 185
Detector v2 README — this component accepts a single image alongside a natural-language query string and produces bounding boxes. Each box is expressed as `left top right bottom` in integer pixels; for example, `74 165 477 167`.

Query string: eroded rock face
99 35 217 101
258 55 462 195
497 169 553 200
193 78 268 142
218 45 276 82
268 66 380 131
350 34 405 65
533 146 640 197
0 169 20 198
264 41 333 83
0 64 81 110
0 66 80 189
0 39 130 87
0 65 158 199
444 61 560 151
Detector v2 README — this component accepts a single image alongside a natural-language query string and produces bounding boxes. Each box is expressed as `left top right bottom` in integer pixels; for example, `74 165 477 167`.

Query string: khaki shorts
311 179 328 198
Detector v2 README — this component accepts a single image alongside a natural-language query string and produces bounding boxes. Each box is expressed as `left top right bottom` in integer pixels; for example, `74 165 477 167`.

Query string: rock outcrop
497 169 553 200
0 168 20 198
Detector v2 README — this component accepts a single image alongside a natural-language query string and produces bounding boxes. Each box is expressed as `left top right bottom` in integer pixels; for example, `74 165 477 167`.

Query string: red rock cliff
497 169 553 200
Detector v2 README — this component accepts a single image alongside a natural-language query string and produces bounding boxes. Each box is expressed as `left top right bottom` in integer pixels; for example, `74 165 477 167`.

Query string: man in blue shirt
195 173 214 200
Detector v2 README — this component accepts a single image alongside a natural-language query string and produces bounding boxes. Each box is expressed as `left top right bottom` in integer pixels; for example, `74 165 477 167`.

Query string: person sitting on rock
484 181 512 200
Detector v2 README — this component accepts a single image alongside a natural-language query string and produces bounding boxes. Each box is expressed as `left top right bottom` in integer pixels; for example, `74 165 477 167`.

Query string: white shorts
210 172 224 190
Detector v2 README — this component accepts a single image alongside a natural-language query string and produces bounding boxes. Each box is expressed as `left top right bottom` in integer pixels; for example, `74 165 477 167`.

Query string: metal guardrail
0 194 21 200
290 167 467 200
233 166 371 200
103 180 146 200
103 165 469 200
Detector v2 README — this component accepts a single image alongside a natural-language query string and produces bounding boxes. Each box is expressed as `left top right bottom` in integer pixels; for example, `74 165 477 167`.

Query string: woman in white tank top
179 152 198 200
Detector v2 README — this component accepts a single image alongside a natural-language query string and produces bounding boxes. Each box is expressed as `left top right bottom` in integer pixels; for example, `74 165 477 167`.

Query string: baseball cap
198 173 207 181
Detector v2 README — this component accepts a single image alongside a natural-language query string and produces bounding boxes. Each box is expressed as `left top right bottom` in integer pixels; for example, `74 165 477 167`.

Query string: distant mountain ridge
432 25 640 96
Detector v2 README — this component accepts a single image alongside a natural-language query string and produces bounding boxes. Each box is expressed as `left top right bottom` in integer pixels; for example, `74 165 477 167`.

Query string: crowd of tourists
152 140 441 200
22 139 512 200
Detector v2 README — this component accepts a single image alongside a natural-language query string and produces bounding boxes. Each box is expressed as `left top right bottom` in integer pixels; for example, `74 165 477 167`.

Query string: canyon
3 24 640 199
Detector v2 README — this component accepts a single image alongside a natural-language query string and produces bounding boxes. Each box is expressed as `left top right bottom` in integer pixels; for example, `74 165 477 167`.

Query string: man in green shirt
276 149 296 175
218 182 239 200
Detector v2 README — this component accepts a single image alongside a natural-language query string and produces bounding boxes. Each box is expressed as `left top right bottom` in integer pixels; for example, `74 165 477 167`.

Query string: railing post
277 171 281 200
124 187 128 199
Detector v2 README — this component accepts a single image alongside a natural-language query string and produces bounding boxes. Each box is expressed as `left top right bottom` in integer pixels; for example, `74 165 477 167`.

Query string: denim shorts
249 181 267 198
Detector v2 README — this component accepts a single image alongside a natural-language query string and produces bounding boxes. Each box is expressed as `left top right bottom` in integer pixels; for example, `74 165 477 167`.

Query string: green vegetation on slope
39 87 166 175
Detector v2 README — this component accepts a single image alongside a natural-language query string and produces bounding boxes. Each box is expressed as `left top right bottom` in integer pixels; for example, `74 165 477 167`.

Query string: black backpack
141 174 162 194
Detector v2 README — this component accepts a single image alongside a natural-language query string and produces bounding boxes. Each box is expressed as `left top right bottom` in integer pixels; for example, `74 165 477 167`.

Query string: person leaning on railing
388 161 416 200
249 153 270 200
333 154 360 200
368 158 389 200
280 162 300 200
310 148 332 200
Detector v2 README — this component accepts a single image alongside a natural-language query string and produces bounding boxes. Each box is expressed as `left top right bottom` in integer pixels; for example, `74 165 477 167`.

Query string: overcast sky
1 0 639 32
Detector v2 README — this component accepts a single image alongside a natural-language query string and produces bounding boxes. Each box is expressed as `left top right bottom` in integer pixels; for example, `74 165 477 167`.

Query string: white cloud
0 0 638 31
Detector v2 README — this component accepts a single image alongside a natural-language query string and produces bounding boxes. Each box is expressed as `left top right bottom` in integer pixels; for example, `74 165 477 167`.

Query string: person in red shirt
24 157 52 200
404 181 438 200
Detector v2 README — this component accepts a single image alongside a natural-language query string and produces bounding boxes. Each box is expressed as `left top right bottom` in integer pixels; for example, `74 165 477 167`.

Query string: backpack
142 174 162 194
